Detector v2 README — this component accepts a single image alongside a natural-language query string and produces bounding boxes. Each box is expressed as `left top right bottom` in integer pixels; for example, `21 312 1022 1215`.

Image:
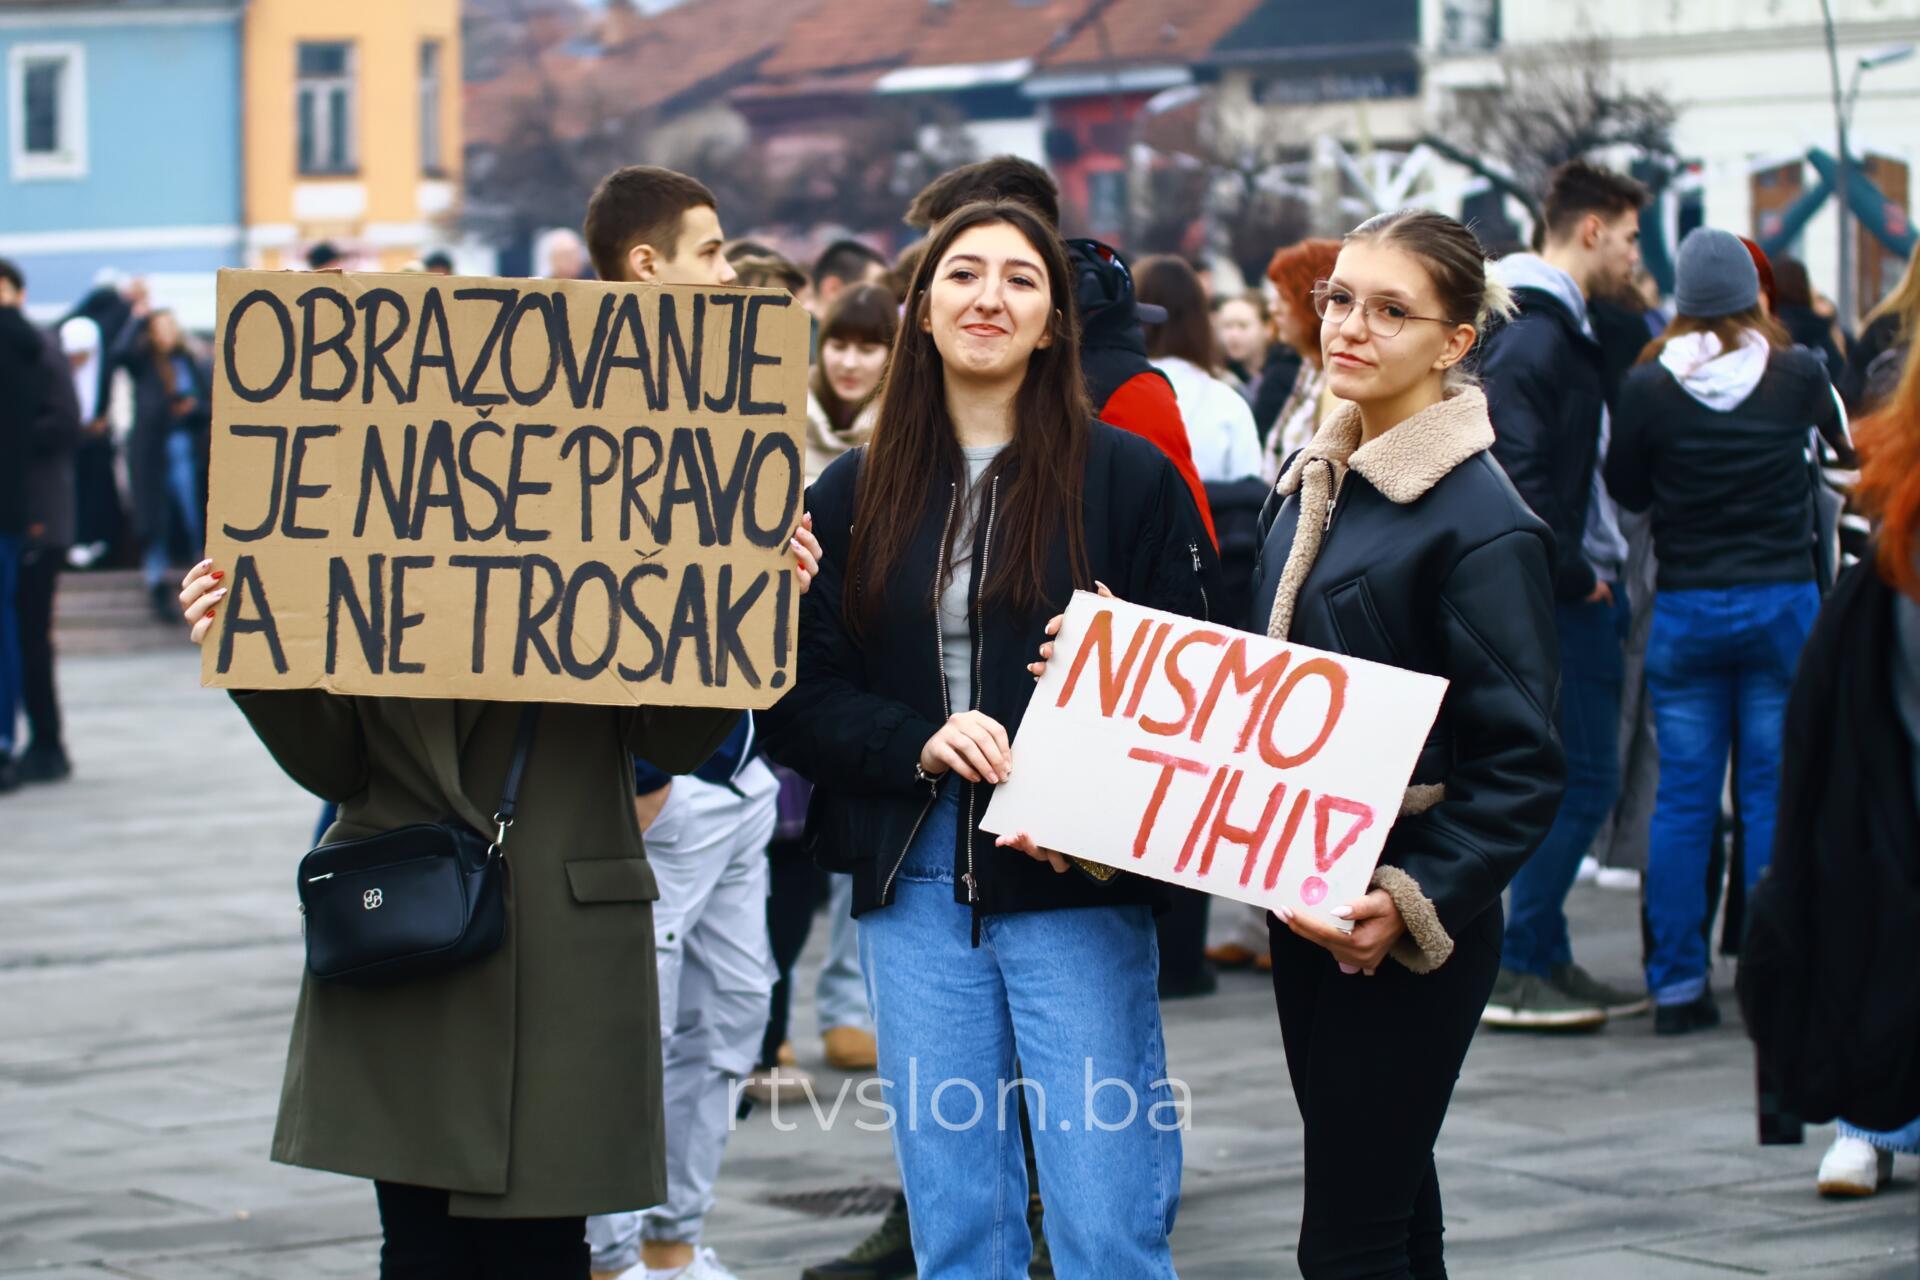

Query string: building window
8 43 87 181
297 41 356 175
419 40 443 174
1440 0 1500 51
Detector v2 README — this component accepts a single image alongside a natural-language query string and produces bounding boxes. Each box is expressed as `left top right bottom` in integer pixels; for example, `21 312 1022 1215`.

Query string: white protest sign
981 592 1448 926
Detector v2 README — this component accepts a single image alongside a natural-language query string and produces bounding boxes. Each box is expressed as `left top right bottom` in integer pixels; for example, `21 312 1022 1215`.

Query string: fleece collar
806 388 880 452
1277 386 1495 505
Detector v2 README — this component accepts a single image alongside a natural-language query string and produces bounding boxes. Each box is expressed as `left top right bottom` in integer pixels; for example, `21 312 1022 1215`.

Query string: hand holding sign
982 591 1447 930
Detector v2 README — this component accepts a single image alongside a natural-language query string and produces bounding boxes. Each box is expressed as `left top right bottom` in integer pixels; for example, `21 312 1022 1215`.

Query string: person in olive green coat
177 528 818 1268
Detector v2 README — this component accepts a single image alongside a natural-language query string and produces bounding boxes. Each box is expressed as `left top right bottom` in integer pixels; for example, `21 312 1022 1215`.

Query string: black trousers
17 545 63 750
759 839 822 1068
374 1182 587 1280
1155 883 1213 984
1268 903 1502 1280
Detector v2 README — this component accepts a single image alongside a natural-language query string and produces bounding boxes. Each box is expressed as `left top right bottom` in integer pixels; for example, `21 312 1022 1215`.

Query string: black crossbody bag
296 706 540 986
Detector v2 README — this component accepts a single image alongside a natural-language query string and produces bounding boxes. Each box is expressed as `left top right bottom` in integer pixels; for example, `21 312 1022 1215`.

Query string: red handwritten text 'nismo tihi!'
1054 608 1374 908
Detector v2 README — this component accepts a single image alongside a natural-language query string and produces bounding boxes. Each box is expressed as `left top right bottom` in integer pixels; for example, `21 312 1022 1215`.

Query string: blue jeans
142 429 203 587
1643 583 1820 1006
0 533 18 752
1502 590 1626 976
1839 1116 1920 1154
858 786 1181 1280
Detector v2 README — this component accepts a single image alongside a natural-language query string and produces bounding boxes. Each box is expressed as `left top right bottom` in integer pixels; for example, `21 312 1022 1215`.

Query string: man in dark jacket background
1478 162 1651 1030
12 314 87 784
0 258 51 794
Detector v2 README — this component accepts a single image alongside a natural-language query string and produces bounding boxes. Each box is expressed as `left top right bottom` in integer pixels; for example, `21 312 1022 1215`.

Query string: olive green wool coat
233 690 738 1219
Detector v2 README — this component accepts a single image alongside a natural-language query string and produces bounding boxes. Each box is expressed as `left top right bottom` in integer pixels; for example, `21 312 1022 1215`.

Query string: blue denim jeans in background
1502 589 1627 976
0 533 19 752
1839 1116 1920 1154
142 429 203 588
1643 582 1820 1006
858 785 1181 1280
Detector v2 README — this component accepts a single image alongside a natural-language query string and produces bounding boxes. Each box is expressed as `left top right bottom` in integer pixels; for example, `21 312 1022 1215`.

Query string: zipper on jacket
963 476 1000 934
1188 540 1210 621
1321 459 1346 534
878 483 959 910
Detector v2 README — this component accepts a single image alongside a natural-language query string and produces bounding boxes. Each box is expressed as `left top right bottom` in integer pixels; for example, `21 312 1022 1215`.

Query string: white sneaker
1594 866 1642 892
1816 1134 1894 1197
1575 855 1601 885
648 1247 745 1280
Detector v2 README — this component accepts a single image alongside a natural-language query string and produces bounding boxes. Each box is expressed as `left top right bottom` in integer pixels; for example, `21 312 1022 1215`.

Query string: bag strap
489 704 542 855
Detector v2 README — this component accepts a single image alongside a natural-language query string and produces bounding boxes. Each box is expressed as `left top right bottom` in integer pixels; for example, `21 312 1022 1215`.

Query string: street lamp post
1819 1 1914 324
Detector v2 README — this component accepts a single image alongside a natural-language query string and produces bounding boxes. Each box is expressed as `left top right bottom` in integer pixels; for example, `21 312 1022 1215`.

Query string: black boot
1654 989 1721 1036
801 1193 915 1280
15 741 71 784
149 581 177 624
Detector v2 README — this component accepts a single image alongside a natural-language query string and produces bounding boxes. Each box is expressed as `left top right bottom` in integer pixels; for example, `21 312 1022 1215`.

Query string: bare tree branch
1439 37 1679 211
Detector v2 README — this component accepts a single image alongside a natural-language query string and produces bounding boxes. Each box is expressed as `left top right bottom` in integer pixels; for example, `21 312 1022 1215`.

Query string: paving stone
2 649 1915 1278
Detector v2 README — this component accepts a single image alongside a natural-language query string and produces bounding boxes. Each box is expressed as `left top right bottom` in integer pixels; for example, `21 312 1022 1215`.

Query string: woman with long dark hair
1136 254 1260 483
117 308 210 619
1608 228 1854 1035
761 201 1203 1278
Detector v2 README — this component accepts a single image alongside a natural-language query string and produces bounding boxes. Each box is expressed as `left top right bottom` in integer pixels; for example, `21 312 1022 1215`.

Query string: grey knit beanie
1674 227 1760 318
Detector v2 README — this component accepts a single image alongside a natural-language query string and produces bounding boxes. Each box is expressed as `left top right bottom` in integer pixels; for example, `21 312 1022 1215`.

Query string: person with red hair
1259 239 1344 480
1739 336 1920 1197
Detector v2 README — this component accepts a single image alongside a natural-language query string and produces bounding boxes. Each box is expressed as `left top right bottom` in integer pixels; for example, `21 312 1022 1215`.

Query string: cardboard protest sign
981 592 1448 926
199 269 809 709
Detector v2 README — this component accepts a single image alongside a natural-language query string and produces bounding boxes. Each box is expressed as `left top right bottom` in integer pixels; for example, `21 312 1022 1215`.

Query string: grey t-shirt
940 444 1007 714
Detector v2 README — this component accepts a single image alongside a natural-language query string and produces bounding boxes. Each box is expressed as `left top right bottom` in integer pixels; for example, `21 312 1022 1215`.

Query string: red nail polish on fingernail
211 570 224 580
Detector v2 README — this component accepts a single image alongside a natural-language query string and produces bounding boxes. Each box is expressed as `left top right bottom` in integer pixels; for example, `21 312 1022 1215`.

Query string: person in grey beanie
1605 226 1855 1035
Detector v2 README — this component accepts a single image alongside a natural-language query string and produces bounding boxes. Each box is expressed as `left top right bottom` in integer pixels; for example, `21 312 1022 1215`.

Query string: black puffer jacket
1251 388 1564 970
1478 281 1607 602
0 307 48 536
760 423 1210 924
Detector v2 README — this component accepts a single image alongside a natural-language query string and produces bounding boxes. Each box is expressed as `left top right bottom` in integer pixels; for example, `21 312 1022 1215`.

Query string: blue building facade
0 1 243 327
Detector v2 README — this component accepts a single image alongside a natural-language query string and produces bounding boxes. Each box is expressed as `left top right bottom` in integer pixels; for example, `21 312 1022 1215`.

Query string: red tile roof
1036 0 1266 71
467 0 827 146
759 0 1086 82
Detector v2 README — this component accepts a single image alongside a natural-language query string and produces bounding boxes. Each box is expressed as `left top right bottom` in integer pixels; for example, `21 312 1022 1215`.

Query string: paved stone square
2 645 1916 1277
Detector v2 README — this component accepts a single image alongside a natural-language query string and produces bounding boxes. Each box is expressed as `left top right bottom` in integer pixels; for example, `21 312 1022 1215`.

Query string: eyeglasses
1310 282 1453 338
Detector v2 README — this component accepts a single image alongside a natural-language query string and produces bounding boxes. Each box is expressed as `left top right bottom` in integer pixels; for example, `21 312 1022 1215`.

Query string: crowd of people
0 239 462 794
6 142 1916 1278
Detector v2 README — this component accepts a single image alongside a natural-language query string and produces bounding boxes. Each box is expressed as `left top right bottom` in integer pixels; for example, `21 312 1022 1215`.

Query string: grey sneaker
1480 969 1606 1030
1550 963 1651 1018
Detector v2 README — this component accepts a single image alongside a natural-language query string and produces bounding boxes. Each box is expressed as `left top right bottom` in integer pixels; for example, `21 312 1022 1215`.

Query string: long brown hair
1855 341 1920 600
1864 245 1920 340
143 310 186 395
1637 307 1787 366
845 200 1091 628
1135 254 1218 372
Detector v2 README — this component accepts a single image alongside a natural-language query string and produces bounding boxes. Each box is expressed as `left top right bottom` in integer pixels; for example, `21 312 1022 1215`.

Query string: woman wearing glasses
1249 211 1564 1277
